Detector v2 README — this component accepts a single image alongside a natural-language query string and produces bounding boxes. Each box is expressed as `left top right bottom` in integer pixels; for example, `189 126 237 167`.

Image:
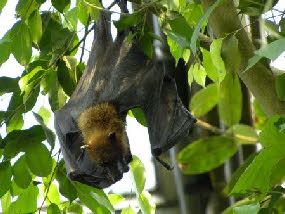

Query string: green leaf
41 69 68 111
10 21 32 65
226 124 259 145
57 59 77 96
0 0 7 14
108 194 125 206
6 112 23 133
121 206 136 214
33 112 55 151
190 0 224 54
222 36 241 74
182 3 204 28
0 161 12 198
0 39 11 66
225 153 257 195
210 38 226 74
254 37 285 60
24 142 53 177
190 83 219 117
51 0 70 13
38 106 51 125
3 125 46 158
0 77 18 94
130 155 145 195
77 0 89 25
218 73 242 127
16 0 38 20
46 184 60 205
270 157 285 185
238 0 278 16
193 64 207 87
8 184 39 213
275 73 285 101
253 99 267 130
168 15 193 43
28 10 42 44
167 36 183 63
12 155 32 189
1 191 11 214
114 13 142 32
19 66 45 103
64 7 78 31
259 115 285 150
177 136 237 174
201 48 224 83
139 32 153 58
10 181 24 196
47 203 61 214
138 191 156 214
229 149 281 197
42 159 57 187
56 161 78 201
74 182 114 213
233 203 260 214
129 108 147 127
66 202 83 213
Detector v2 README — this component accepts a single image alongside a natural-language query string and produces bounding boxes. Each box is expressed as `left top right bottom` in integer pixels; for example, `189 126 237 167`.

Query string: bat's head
77 103 132 185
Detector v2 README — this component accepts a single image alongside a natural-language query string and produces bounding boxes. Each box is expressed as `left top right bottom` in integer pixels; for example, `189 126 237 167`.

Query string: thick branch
200 0 285 116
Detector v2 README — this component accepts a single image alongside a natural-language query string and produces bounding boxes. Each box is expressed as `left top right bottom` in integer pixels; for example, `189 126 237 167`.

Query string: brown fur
77 103 128 165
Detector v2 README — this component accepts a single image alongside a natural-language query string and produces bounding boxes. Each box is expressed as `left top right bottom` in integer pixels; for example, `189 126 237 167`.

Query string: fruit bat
54 11 196 189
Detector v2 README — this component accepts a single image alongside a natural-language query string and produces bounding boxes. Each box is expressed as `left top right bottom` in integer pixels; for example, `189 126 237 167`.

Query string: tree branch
200 0 285 116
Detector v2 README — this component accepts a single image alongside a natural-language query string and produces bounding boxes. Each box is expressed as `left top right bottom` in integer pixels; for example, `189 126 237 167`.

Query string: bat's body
54 11 196 189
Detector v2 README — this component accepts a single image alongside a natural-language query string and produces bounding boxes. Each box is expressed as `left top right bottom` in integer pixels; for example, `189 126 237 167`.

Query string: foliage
0 0 285 213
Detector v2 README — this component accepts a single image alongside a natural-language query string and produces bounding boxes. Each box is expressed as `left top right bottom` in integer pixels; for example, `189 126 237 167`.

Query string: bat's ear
108 132 116 143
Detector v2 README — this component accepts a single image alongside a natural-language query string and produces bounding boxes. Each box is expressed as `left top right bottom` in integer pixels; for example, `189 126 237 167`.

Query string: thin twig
38 150 61 214
196 119 258 143
80 16 91 64
107 0 120 9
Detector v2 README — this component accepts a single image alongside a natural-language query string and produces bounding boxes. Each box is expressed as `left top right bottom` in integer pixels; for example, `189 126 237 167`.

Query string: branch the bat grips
54 11 196 189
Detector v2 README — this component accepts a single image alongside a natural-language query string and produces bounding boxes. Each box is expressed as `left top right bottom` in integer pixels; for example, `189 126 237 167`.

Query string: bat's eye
108 132 116 143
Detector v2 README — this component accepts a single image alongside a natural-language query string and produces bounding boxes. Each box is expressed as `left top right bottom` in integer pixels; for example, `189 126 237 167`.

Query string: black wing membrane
54 11 196 189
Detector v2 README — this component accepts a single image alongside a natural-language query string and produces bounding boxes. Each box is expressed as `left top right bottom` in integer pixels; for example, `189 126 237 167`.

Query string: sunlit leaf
138 191 156 214
0 39 11 66
47 203 61 214
0 161 12 198
28 10 42 44
128 108 147 127
210 38 226 74
16 0 38 20
130 155 145 195
218 73 242 127
46 184 60 205
190 64 207 87
1 191 11 214
190 83 219 117
0 0 7 15
121 206 136 214
8 185 39 213
223 36 241 74
108 194 125 206
6 112 23 133
178 136 237 174
38 106 51 125
270 157 285 185
74 182 114 213
64 7 78 31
